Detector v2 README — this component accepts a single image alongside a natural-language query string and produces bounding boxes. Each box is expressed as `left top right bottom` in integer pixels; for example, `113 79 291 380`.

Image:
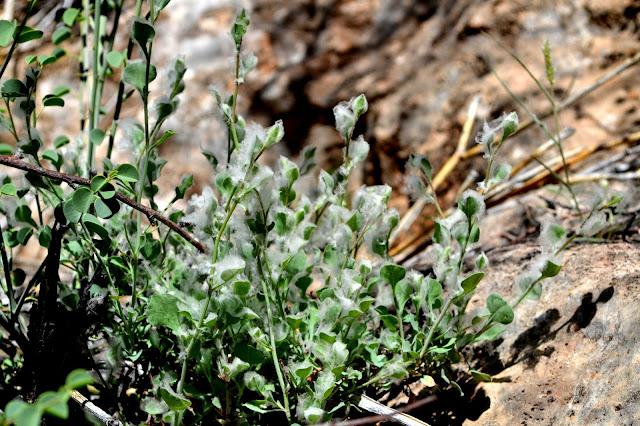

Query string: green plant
0 4 623 426
0 369 94 426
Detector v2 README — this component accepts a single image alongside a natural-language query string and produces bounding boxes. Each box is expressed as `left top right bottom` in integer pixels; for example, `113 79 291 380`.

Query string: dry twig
0 155 206 253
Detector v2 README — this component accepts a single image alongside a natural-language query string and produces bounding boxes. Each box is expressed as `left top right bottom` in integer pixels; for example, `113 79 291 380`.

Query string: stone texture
461 241 640 425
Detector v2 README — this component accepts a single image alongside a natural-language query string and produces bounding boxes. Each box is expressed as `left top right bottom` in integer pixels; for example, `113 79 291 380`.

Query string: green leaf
265 120 284 148
202 150 219 169
72 187 93 213
1 183 17 196
5 399 43 426
106 50 124 68
43 95 64 107
25 55 36 64
380 314 398 330
234 342 265 365
152 130 175 149
116 163 139 182
540 260 562 279
131 18 155 57
89 128 106 146
470 369 493 382
94 197 120 219
474 324 506 342
458 192 482 220
544 223 566 246
62 8 80 26
83 214 110 241
63 199 81 223
90 175 108 193
54 135 70 148
38 391 68 419
457 272 484 298
0 20 16 47
65 369 94 389
122 61 157 95
17 227 33 245
147 294 181 332
2 79 27 97
346 211 362 232
17 26 43 43
158 386 191 411
0 143 13 155
274 211 291 236
285 252 307 276
142 397 167 415
173 174 193 201
380 264 406 288
395 279 413 311
215 172 234 199
52 26 72 45
38 225 51 248
427 278 443 310
52 85 70 97
15 204 37 227
231 9 250 48
233 280 251 297
408 154 433 181
468 224 480 244
487 293 514 325
155 99 174 122
351 94 368 118
43 149 62 170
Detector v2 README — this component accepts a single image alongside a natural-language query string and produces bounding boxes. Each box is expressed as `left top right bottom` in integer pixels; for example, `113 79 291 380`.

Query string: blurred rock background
4 0 640 216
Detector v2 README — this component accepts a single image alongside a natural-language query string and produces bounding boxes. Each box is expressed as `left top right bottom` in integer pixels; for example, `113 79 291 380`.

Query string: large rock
461 241 640 425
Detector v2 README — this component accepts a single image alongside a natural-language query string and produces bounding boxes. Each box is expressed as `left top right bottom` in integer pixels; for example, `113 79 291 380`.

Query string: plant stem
419 296 452 360
0 155 205 252
260 267 291 421
0 0 36 80
175 202 237 424
87 0 103 173
229 49 241 152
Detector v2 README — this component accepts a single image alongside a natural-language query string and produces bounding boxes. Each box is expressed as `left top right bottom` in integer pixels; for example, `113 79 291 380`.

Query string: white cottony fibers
333 101 355 139
348 135 370 163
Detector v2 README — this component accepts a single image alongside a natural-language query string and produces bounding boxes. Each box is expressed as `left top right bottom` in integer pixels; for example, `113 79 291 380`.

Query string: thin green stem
175 202 237 424
0 0 37 80
419 296 452 360
259 270 291 421
229 49 241 152
3 98 18 141
87 0 103 172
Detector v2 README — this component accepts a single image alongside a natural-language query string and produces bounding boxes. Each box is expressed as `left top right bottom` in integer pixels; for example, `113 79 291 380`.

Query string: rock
461 241 640 425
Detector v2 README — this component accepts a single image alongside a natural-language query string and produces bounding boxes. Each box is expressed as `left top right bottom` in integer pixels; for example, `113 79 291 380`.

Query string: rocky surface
460 241 640 425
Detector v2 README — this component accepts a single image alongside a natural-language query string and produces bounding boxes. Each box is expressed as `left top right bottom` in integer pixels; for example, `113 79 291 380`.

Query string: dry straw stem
390 96 480 246
462 49 640 160
391 130 640 263
0 155 206 253
322 394 437 426
70 390 123 426
485 130 640 206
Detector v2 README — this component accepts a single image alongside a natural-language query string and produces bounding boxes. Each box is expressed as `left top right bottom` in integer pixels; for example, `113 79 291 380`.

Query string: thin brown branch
0 155 206 253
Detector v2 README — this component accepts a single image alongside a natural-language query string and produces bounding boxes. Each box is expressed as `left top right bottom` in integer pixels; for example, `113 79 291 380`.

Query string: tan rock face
459 241 640 425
